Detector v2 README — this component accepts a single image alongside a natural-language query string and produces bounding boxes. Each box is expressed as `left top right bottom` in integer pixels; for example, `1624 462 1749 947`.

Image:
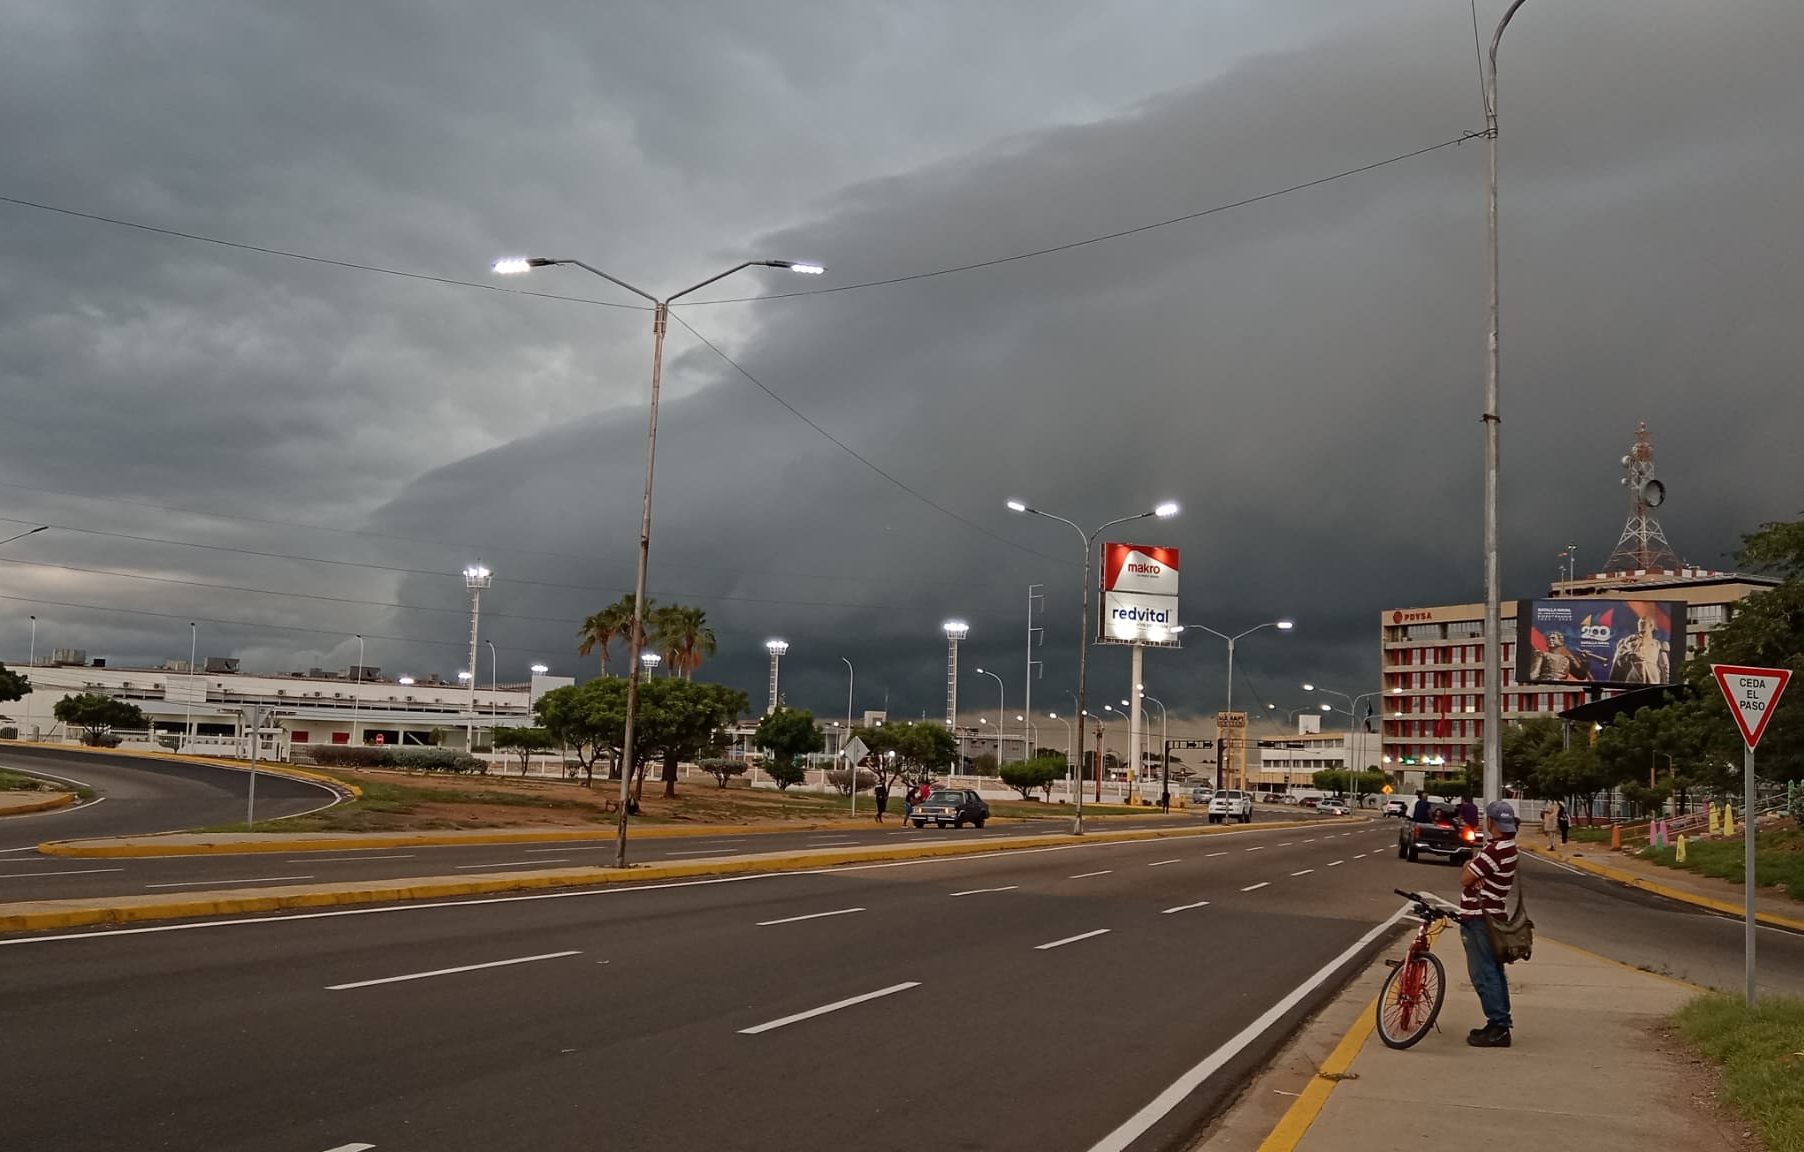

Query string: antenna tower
1603 421 1679 573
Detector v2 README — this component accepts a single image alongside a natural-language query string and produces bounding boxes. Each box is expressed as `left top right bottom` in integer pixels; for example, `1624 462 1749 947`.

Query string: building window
331 732 350 745
291 730 311 744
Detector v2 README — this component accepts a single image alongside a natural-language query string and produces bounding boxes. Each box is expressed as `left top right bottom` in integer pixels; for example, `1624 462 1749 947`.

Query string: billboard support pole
1744 741 1756 1007
1129 644 1144 803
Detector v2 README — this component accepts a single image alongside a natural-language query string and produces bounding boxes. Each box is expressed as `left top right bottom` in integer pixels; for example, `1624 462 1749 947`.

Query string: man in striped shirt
1459 799 1519 1047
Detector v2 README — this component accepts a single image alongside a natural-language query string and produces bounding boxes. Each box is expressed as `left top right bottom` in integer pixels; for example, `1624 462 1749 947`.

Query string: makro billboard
1515 599 1687 687
1101 543 1180 644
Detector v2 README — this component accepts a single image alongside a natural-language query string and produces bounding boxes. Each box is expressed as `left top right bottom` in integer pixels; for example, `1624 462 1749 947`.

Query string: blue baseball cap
1485 800 1518 834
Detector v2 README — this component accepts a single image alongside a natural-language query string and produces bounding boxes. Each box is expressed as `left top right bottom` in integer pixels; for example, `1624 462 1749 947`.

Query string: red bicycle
1376 888 1457 1048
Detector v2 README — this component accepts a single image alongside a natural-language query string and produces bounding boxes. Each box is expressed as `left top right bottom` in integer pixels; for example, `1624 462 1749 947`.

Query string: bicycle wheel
1376 952 1446 1049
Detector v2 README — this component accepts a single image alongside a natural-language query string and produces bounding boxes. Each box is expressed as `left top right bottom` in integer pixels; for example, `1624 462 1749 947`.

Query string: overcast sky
2 1 1800 736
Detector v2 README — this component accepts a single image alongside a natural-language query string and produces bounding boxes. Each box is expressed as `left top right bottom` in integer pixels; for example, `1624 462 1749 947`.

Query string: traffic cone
1610 824 1622 851
1708 803 1719 836
1676 834 1687 863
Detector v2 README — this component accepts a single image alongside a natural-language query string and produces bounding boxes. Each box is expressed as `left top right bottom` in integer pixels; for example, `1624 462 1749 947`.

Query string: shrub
764 759 807 791
826 767 876 795
0 726 17 740
305 746 482 773
699 758 749 789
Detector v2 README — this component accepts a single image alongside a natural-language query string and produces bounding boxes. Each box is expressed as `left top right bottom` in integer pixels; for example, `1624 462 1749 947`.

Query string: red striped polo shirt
1459 837 1517 918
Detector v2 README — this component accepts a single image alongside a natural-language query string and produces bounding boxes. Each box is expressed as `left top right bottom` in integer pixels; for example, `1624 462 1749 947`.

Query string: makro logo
1392 609 1434 624
1126 562 1163 575
1111 605 1172 623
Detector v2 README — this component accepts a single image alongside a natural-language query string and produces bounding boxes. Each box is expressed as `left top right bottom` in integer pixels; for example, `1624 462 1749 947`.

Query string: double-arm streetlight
495 254 824 868
1007 499 1179 834
1125 691 1166 801
1175 620 1294 712
1303 683 1386 804
973 667 1006 764
1048 712 1074 790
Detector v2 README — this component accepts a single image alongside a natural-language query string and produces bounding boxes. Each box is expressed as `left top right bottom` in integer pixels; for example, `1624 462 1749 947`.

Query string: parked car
1189 786 1214 806
1382 798 1410 818
1299 796 1320 810
1397 803 1481 863
1259 792 1288 805
911 788 990 829
1208 789 1253 824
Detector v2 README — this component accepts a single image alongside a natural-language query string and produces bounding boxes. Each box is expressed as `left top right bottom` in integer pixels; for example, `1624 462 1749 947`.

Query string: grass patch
1640 822 1804 902
1568 825 1613 843
1675 994 1804 1152
0 767 61 793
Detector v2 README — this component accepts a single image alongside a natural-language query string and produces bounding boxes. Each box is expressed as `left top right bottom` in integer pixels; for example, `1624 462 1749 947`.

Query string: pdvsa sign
1101 543 1180 644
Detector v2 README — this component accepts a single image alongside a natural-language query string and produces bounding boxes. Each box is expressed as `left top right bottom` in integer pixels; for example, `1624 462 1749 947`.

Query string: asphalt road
8 819 1798 1152
0 746 335 853
0 803 1332 901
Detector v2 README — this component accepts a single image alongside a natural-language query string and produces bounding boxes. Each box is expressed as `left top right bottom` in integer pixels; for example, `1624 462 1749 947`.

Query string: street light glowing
641 652 662 668
773 261 826 275
943 619 969 640
457 671 472 682
1005 499 1028 513
1276 620 1295 630
765 639 789 656
1320 703 1333 711
1153 501 1180 518
530 663 550 676
492 258 532 275
1301 683 1316 691
398 676 415 686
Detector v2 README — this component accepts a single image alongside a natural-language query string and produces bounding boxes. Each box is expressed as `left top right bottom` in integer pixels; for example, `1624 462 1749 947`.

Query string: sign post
1711 663 1792 1007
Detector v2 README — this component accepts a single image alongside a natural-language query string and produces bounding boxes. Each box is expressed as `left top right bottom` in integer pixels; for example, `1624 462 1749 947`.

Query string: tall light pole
974 667 1006 765
181 622 197 752
494 255 824 869
486 639 498 735
640 652 662 675
1130 691 1167 801
1007 499 1179 834
1179 620 1295 713
351 634 365 748
463 564 491 752
1303 683 1385 804
1049 712 1074 790
24 614 37 740
765 640 788 714
943 621 968 730
1481 0 1530 808
842 656 855 815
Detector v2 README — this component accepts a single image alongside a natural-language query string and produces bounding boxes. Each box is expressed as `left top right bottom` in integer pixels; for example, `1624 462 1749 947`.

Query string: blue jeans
1460 918 1512 1030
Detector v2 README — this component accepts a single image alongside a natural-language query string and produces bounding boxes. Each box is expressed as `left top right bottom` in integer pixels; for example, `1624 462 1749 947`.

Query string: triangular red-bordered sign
1711 664 1792 748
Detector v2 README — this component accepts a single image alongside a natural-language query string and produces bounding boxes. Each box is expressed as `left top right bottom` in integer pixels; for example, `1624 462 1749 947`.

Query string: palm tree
577 595 639 676
649 604 716 681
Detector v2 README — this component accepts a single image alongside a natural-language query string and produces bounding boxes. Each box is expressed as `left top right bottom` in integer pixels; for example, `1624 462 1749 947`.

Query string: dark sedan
912 788 990 829
1397 803 1482 864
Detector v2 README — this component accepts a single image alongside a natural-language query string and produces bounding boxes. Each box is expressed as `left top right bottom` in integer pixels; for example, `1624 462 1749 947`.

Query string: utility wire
680 132 1485 306
671 314 1068 566
0 193 648 312
1468 0 1491 117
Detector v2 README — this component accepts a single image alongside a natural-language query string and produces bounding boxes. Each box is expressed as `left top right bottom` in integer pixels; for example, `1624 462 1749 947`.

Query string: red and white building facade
1380 569 1778 772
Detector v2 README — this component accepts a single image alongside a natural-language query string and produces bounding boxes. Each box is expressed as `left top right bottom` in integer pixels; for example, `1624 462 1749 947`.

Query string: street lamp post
1180 620 1295 714
842 656 855 816
486 639 499 737
1049 711 1074 796
1481 0 1530 808
974 667 1006 766
351 634 365 748
494 254 824 868
1007 499 1179 834
24 614 36 741
1140 692 1167 803
183 622 197 752
1303 684 1385 806
765 640 788 715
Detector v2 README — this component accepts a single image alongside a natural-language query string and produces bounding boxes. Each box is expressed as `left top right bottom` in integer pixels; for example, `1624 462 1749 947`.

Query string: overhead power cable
679 132 1485 305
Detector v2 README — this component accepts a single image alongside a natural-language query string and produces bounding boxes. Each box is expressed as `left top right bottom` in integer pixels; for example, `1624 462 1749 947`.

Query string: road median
0 791 77 817
1526 843 1804 934
2 817 1338 933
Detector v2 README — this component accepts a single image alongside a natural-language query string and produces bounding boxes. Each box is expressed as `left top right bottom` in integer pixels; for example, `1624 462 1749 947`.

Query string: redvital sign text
1101 542 1181 644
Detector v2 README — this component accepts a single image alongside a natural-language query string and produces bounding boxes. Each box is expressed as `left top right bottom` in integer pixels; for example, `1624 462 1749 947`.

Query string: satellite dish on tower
1641 479 1666 507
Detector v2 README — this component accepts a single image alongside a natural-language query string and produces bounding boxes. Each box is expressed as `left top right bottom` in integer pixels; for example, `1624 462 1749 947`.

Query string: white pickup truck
1208 789 1253 824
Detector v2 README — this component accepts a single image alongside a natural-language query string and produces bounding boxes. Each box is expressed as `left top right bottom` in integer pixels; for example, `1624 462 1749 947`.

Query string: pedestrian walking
873 780 889 823
899 780 913 826
1541 800 1559 850
1460 800 1520 1047
1556 801 1570 844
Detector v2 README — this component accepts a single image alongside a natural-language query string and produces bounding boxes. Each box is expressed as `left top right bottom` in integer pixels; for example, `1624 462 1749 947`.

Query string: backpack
1485 876 1534 964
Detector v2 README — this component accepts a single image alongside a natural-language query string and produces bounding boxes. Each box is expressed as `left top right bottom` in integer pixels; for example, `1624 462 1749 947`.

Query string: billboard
1515 599 1687 687
1100 542 1180 644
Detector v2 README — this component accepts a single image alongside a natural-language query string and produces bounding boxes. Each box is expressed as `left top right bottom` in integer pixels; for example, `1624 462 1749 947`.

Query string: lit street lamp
1302 683 1385 805
974 667 1006 764
765 639 788 714
1007 499 1179 832
530 663 550 677
495 254 825 869
462 564 491 751
1048 712 1074 792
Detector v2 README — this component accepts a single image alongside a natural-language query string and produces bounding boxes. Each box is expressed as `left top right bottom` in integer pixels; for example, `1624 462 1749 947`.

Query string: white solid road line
291 855 415 863
1241 882 1270 892
1290 869 1314 877
1160 900 1211 914
144 875 312 888
0 867 125 878
453 860 567 869
1069 870 1114 879
949 886 1018 897
1243 846 1265 852
1147 859 1181 868
524 845 609 854
756 907 866 927
1035 928 1112 951
327 950 581 991
1083 904 1411 1152
321 1143 376 1152
663 849 725 856
739 981 921 1035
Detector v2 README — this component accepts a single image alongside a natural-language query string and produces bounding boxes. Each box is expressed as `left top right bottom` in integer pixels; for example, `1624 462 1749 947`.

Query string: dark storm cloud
2 1 1800 737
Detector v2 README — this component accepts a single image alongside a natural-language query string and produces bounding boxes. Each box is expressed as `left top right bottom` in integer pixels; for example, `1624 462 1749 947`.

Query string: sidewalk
0 790 75 816
1217 939 1739 1152
1530 836 1804 931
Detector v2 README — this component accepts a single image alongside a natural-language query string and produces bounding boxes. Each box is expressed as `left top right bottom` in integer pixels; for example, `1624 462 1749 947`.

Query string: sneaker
1467 1027 1487 1041
1467 1025 1512 1048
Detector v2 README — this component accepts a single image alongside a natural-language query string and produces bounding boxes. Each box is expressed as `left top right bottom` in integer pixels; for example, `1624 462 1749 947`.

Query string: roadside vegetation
1640 820 1804 902
1675 994 1804 1152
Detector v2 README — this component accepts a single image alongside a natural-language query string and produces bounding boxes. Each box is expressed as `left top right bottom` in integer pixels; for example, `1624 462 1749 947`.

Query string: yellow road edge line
1255 995 1380 1152
1527 846 1804 934
0 791 77 817
0 818 1343 933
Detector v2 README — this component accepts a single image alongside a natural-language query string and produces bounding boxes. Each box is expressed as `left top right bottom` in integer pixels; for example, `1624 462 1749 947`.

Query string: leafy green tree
648 604 717 681
576 595 639 677
492 726 554 776
0 663 29 705
850 722 958 790
972 752 998 777
999 756 1064 800
53 694 145 745
637 678 747 799
535 681 621 786
755 707 824 791
1310 768 1389 797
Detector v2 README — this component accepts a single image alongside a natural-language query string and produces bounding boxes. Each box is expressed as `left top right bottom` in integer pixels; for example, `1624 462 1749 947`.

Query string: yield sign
1712 664 1793 748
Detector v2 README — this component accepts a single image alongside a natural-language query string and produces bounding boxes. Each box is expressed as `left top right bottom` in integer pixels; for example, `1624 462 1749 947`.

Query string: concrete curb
0 791 77 817
1527 844 1804 934
1253 994 1379 1152
1 817 1342 933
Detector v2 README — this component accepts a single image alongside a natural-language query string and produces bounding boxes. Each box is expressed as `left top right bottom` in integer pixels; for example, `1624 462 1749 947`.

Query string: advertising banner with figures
1515 598 1687 687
